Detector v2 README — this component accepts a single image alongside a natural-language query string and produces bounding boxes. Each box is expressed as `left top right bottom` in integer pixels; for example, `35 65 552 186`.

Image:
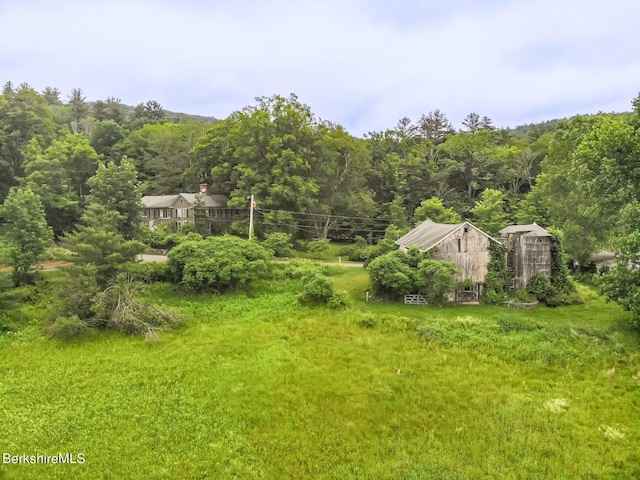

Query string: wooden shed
395 220 499 302
499 223 552 290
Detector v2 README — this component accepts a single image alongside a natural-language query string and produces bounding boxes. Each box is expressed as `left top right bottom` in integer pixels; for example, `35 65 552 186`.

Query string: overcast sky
1 0 639 135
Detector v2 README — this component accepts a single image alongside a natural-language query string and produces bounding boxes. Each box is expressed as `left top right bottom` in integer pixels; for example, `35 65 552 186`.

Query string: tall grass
0 272 639 479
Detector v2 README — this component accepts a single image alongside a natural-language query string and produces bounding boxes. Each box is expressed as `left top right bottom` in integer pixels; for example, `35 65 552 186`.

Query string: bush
46 315 88 340
363 238 404 265
345 236 368 261
262 232 294 257
122 261 171 284
327 289 352 309
527 274 553 302
416 259 457 304
513 288 535 303
298 272 335 306
368 250 418 299
168 235 272 293
368 249 455 302
307 239 331 259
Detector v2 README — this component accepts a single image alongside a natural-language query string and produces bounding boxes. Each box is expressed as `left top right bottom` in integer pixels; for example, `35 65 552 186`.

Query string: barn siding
431 227 491 284
504 234 552 289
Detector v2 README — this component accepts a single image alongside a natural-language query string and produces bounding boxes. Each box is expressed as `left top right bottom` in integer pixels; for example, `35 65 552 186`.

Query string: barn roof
395 220 497 252
499 223 551 237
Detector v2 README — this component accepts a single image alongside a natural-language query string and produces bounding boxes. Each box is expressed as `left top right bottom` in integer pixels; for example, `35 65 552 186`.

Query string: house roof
141 193 229 209
395 220 497 252
141 195 178 208
499 223 551 237
178 193 229 208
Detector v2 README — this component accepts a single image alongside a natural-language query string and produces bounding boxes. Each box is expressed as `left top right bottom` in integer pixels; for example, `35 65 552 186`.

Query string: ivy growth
484 241 511 304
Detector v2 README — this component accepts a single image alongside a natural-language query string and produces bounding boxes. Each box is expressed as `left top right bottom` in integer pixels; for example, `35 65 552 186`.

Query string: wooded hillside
1 81 639 270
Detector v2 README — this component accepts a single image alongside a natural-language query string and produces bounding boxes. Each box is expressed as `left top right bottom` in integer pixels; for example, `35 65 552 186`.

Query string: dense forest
1 81 640 316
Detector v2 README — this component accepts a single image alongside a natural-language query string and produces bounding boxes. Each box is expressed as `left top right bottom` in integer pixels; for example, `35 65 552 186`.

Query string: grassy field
1 268 639 479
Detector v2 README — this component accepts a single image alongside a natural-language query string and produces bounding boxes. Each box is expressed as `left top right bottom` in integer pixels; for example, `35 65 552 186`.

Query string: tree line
1 82 639 269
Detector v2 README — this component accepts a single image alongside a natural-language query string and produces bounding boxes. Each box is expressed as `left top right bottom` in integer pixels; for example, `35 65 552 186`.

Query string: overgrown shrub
327 289 352 309
548 233 579 304
168 235 272 293
262 232 294 257
46 315 88 340
307 239 331 259
298 272 335 305
123 261 171 284
368 250 419 299
513 288 535 303
368 248 456 302
484 241 510 304
416 259 457 304
296 272 351 309
527 274 553 302
345 236 369 261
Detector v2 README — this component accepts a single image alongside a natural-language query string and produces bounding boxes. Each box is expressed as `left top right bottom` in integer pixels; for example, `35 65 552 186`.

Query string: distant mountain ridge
116 103 218 124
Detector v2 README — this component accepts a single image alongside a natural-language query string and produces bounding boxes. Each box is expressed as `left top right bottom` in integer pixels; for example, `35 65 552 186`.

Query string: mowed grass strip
0 272 639 479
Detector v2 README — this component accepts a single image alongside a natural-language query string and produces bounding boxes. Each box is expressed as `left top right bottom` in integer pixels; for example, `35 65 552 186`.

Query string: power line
256 207 395 223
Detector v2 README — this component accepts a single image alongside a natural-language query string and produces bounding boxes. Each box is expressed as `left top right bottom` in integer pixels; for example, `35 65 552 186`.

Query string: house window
464 227 468 233
458 239 461 252
463 285 474 292
176 208 189 218
159 209 170 219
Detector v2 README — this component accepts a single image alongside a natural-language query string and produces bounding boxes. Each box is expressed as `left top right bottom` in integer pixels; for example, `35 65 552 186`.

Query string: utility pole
248 194 255 240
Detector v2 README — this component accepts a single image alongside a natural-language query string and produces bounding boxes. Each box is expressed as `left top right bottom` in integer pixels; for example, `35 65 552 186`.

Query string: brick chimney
199 183 210 196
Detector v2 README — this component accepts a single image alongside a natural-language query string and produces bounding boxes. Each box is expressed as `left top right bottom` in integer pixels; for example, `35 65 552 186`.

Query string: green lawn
1 269 639 479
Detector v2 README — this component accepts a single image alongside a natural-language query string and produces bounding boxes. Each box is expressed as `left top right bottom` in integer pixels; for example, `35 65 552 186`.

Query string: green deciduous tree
113 123 206 193
535 114 640 264
414 197 461 225
1 187 53 285
600 202 640 329
439 129 502 206
470 188 508 236
90 120 126 158
0 85 56 202
21 134 100 236
192 94 373 238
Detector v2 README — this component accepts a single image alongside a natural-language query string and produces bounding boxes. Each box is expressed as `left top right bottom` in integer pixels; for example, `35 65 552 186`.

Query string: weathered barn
395 220 499 302
499 223 552 289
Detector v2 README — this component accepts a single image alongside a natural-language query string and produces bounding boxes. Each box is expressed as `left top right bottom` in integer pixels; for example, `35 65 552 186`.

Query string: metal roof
395 220 496 252
499 223 551 237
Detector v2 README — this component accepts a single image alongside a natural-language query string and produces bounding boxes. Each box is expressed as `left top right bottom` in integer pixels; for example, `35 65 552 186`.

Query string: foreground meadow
1 268 639 479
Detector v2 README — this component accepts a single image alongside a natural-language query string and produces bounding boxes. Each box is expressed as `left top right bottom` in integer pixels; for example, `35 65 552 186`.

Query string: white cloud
0 0 638 134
